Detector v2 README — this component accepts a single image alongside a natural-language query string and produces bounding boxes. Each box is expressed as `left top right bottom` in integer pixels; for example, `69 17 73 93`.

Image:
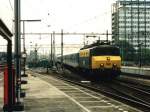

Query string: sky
21 0 116 33
0 0 116 54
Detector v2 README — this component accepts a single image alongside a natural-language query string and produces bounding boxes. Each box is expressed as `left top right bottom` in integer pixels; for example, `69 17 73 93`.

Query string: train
56 40 121 79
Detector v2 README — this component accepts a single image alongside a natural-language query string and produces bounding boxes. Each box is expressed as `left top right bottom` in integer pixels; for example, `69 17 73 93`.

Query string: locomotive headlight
100 64 104 67
113 64 117 68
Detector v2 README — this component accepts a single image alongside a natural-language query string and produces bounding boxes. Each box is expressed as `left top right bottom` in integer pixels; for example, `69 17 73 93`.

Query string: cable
65 10 112 31
8 0 13 11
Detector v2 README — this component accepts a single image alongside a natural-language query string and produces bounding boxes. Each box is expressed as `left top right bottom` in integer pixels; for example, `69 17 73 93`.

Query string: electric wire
8 0 13 11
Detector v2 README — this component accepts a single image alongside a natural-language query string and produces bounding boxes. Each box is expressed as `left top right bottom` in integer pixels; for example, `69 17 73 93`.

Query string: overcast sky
21 0 116 33
0 0 116 54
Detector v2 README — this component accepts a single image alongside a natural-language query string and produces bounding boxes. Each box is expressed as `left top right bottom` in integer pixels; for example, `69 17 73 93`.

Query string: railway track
106 79 150 109
57 76 150 112
116 77 150 92
122 72 150 80
110 80 150 104
31 69 150 112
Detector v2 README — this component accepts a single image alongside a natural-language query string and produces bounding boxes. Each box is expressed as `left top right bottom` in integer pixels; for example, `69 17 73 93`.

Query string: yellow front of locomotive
91 56 121 70
90 45 121 76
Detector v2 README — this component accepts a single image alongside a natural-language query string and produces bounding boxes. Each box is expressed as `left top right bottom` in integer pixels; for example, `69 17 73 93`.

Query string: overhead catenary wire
8 0 13 11
65 10 112 31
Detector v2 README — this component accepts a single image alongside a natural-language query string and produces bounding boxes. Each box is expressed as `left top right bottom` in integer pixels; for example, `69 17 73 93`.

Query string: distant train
56 41 121 79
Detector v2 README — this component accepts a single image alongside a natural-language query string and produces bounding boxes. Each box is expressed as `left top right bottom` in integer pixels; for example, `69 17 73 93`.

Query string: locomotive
56 40 121 79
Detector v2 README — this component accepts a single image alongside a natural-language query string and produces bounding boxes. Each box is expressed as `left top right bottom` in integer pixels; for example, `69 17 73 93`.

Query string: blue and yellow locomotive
57 41 121 79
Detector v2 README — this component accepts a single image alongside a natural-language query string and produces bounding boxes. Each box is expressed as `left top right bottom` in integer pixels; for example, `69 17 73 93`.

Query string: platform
121 66 150 76
23 74 90 112
0 71 142 112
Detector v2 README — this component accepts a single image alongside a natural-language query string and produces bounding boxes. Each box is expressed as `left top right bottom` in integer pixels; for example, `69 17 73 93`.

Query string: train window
92 47 120 56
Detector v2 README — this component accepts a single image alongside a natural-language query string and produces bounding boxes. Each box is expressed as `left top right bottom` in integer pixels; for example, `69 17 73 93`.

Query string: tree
140 48 150 65
116 40 136 62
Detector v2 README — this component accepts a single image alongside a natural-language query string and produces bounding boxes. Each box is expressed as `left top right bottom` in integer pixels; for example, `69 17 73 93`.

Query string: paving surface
24 72 141 112
24 74 87 112
0 71 143 112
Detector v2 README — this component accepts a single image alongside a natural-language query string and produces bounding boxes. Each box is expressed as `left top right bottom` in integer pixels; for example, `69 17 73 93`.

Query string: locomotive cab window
92 46 120 56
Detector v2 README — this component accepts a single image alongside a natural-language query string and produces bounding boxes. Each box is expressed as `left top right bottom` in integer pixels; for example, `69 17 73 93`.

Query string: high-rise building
112 0 150 50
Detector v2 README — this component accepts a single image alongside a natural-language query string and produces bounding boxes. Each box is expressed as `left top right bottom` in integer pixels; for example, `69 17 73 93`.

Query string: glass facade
112 0 150 50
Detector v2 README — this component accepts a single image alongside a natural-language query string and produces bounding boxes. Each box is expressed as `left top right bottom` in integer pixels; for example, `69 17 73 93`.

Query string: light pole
51 33 53 68
61 29 63 69
47 12 53 68
53 31 55 68
30 43 41 67
14 0 22 108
